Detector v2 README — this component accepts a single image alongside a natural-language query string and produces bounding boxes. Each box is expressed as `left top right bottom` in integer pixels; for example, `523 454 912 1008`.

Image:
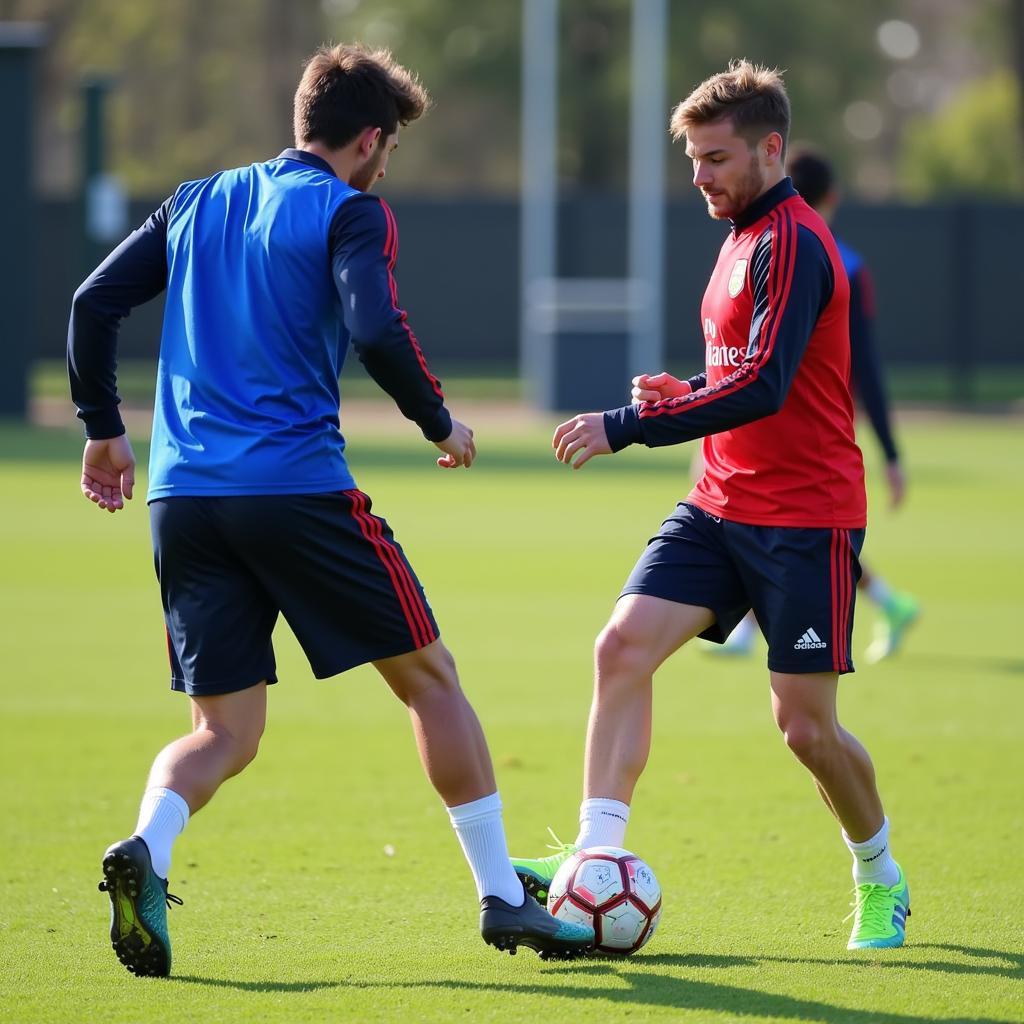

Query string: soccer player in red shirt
709 146 921 663
512 61 909 950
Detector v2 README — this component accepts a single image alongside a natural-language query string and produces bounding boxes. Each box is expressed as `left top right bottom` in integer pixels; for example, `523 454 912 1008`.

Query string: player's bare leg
769 672 883 839
375 640 494 807
769 671 909 948
585 596 715 803
512 596 713 900
376 640 594 957
149 682 268 813
99 682 267 977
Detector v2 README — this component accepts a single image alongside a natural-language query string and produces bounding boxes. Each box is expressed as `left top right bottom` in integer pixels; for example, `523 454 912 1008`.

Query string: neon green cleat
510 830 578 906
865 592 920 663
846 865 910 950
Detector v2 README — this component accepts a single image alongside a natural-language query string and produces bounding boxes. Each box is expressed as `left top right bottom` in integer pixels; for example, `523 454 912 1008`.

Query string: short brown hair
670 59 790 153
294 43 430 149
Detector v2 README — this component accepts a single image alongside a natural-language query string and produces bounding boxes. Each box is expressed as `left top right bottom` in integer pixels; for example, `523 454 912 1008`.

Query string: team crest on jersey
727 258 748 298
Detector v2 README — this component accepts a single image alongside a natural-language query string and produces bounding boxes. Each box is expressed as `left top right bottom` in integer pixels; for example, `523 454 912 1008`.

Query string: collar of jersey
731 177 797 233
276 148 337 178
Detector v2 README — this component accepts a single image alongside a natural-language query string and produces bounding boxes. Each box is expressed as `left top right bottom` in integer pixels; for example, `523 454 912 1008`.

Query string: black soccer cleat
480 889 594 960
97 836 182 978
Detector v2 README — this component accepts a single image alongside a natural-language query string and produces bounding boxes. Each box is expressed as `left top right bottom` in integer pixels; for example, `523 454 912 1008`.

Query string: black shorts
150 490 439 696
620 502 864 674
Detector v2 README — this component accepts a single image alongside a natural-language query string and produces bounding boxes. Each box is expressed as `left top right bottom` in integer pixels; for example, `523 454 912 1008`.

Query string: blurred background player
689 145 920 663
70 43 593 977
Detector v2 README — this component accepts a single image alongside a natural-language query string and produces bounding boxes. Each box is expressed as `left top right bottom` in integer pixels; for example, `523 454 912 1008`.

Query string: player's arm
68 198 171 510
68 198 171 439
330 194 456 446
601 219 834 453
848 265 903 505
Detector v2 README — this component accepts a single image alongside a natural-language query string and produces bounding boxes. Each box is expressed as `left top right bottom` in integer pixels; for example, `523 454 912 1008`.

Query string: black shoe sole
514 870 550 907
100 846 170 978
482 926 591 961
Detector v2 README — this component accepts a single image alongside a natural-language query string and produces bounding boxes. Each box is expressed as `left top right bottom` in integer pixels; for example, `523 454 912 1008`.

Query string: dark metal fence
35 195 1024 384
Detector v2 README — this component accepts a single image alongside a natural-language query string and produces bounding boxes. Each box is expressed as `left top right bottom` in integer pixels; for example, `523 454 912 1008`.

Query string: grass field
1 408 1022 1023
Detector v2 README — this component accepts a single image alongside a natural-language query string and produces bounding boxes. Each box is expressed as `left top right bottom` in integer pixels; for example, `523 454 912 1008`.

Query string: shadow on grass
628 943 1023 982
168 943 1020 1020
172 974 343 993
338 969 1016 1023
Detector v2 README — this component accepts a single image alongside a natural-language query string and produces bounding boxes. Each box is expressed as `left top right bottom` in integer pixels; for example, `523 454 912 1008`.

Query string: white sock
844 816 899 887
134 787 190 880
447 792 524 906
575 798 630 849
865 576 893 608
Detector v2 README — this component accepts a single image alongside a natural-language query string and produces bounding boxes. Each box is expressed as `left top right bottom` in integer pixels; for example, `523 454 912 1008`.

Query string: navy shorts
150 490 439 696
621 502 864 674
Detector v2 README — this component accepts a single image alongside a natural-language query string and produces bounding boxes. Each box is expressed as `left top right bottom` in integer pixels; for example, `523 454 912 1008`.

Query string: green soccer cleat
98 836 183 977
480 888 594 960
510 829 578 905
865 592 920 664
846 865 910 950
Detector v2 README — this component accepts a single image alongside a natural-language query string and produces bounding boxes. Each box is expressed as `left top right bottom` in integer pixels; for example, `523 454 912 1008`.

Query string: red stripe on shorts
832 529 853 672
360 498 436 647
347 490 434 649
830 529 841 672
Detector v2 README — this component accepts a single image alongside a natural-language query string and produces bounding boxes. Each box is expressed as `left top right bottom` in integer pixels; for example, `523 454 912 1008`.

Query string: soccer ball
548 846 662 955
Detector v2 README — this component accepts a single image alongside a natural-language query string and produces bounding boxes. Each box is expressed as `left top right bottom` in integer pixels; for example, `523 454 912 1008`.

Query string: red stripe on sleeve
638 208 797 421
377 199 445 401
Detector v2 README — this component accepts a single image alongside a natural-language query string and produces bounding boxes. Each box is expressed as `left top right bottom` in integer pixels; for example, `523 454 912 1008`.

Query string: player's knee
198 719 263 773
236 726 263 769
390 641 461 705
779 714 828 766
594 622 650 684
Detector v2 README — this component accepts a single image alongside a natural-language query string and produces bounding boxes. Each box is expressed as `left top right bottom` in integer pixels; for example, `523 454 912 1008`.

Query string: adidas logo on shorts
794 627 827 650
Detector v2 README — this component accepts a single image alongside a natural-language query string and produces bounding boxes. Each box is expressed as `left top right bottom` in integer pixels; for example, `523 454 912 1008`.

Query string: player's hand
885 461 906 509
434 418 476 469
553 412 612 470
81 435 136 513
631 371 691 404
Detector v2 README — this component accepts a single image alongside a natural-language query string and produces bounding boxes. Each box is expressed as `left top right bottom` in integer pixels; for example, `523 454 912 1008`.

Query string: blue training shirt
68 149 451 499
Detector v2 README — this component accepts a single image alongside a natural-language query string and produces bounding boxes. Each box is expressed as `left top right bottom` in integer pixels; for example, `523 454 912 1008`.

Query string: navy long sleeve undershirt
604 223 834 451
328 193 450 441
848 266 898 463
68 199 171 438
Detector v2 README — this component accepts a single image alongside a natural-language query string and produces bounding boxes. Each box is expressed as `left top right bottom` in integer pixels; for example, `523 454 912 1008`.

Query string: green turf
1 413 1022 1023
35 359 1024 406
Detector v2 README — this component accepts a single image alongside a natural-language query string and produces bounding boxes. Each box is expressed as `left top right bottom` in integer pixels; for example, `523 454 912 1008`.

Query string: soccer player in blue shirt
69 43 593 977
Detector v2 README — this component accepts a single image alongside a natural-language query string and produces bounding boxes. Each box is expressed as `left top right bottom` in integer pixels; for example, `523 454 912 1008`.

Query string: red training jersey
604 179 866 528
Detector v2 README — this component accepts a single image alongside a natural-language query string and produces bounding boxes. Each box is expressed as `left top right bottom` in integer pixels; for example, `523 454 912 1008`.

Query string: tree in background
1 0 1018 199
898 69 1024 198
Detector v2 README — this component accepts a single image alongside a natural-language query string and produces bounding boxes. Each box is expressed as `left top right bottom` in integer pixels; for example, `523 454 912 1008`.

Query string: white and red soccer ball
548 846 662 955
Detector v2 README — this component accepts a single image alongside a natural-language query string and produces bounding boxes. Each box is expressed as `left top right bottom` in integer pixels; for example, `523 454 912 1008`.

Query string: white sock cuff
843 815 889 851
142 787 191 829
580 798 630 823
447 791 502 826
